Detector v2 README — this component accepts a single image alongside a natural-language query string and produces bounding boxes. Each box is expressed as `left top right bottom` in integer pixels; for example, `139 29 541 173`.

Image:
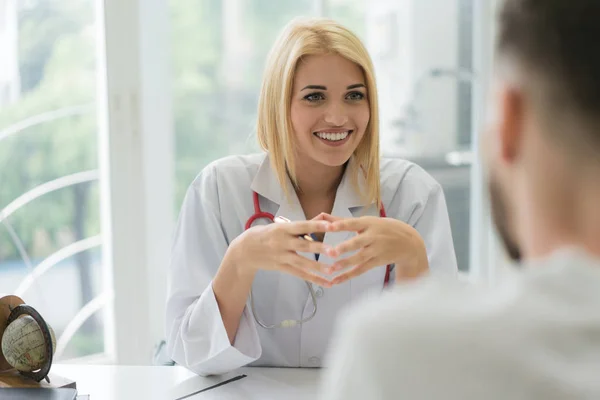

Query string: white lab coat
165 153 457 376
320 247 600 400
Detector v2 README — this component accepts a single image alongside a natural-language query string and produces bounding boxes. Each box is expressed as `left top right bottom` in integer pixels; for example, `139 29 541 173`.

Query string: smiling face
290 54 370 168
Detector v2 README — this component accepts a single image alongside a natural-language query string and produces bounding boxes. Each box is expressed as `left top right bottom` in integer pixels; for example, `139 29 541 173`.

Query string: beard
489 175 522 262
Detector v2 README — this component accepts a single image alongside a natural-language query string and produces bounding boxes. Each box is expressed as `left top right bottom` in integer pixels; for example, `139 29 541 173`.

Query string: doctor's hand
320 215 429 284
232 220 334 287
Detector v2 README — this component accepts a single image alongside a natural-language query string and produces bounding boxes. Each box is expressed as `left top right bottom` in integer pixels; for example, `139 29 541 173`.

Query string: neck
517 170 600 261
292 158 345 199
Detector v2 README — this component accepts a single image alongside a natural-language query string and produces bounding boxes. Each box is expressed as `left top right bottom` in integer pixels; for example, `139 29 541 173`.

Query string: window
171 0 315 203
0 0 105 361
0 0 487 366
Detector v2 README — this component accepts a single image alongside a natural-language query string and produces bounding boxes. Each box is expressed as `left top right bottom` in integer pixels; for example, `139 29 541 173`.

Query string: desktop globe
0 295 59 385
2 314 56 372
0 295 76 389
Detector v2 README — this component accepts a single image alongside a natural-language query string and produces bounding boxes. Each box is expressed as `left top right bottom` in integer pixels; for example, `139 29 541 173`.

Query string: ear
498 86 525 163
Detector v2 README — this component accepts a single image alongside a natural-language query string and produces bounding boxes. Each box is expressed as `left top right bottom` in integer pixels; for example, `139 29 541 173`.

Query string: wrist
395 229 429 280
226 234 257 280
410 232 429 274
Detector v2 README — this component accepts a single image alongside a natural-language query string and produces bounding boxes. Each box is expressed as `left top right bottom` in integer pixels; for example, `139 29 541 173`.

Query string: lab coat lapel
250 154 284 208
250 155 311 259
249 155 309 327
275 190 314 263
249 155 374 270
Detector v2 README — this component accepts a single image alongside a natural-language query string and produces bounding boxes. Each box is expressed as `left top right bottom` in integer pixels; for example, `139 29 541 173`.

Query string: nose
323 102 348 126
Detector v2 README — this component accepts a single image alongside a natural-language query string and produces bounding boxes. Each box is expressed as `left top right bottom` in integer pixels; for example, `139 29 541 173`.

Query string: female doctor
165 17 458 377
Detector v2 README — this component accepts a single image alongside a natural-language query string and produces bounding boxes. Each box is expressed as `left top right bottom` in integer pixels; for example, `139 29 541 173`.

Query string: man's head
485 0 600 261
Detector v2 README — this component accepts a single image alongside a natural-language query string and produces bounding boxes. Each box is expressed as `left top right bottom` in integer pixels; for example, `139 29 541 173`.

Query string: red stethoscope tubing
245 191 393 287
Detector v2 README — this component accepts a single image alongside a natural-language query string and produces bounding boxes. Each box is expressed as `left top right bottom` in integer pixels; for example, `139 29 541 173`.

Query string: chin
314 152 354 168
310 138 361 167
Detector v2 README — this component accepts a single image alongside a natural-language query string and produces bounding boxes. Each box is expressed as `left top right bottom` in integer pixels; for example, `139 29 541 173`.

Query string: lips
313 130 353 142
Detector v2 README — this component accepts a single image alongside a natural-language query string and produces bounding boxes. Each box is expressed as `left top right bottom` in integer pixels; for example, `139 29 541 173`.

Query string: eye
303 92 325 102
346 91 365 101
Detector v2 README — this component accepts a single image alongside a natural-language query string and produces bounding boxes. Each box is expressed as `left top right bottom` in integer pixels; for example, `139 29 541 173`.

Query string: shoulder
380 157 442 197
326 275 550 397
379 158 443 219
190 153 266 190
181 153 265 213
333 276 521 368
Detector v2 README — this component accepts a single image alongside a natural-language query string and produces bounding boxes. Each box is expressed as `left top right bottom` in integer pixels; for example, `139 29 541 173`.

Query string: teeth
315 131 350 141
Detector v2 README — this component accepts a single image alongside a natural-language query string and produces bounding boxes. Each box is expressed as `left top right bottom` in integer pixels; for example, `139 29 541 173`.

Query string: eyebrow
300 83 366 91
347 83 366 90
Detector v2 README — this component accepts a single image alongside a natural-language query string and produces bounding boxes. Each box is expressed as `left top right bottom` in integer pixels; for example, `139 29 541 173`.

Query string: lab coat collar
249 153 369 216
250 153 286 207
250 153 371 266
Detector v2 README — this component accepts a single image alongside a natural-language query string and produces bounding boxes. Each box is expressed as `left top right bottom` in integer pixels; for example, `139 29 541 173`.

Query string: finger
310 213 326 221
314 213 343 223
281 264 332 287
280 264 333 288
328 235 372 257
330 218 368 233
283 252 327 273
311 212 332 221
329 249 373 272
289 237 331 254
284 220 332 235
330 262 375 285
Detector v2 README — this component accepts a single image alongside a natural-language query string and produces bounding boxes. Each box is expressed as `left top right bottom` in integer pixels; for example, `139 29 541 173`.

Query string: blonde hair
256 17 381 208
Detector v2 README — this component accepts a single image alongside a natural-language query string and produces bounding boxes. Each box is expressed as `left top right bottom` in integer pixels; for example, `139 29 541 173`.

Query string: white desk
52 364 321 399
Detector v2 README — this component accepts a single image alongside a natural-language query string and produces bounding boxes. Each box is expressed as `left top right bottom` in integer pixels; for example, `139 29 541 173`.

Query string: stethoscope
246 191 392 329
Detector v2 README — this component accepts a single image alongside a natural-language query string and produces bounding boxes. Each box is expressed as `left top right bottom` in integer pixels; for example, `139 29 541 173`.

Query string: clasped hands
235 212 429 288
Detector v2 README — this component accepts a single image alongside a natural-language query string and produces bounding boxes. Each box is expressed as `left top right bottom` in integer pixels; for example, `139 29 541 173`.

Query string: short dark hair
497 0 600 150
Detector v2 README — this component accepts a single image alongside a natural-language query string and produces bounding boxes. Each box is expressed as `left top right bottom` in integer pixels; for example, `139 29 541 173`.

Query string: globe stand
0 294 76 389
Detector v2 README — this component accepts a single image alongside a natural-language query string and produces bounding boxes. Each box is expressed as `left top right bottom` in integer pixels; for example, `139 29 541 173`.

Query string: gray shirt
320 247 600 399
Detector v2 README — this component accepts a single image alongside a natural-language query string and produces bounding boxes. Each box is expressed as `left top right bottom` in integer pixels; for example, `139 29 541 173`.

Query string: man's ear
498 86 525 163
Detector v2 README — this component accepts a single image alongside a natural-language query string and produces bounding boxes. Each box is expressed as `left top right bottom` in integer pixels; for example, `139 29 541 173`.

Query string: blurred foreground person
321 0 600 398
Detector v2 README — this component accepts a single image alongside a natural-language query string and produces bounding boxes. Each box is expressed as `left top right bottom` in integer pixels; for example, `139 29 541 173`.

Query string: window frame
97 0 174 364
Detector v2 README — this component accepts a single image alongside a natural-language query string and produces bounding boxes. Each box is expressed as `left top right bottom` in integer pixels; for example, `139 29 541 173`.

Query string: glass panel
0 0 104 360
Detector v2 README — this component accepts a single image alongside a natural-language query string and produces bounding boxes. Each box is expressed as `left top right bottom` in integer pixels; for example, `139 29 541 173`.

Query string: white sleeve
384 165 458 283
165 166 261 376
410 182 458 278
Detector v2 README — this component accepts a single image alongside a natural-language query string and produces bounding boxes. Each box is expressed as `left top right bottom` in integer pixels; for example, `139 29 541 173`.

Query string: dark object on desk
175 374 247 400
0 369 76 389
0 387 77 399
